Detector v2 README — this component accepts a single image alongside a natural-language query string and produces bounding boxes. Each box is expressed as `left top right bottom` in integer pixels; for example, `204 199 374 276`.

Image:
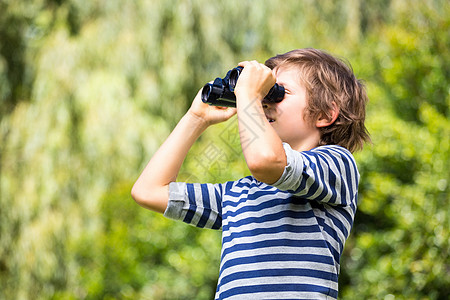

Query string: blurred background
0 0 448 299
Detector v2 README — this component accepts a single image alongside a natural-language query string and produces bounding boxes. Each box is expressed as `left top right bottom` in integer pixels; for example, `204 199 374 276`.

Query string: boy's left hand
187 87 237 127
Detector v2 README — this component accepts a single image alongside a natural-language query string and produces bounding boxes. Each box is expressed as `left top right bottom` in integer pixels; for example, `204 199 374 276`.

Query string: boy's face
263 66 320 151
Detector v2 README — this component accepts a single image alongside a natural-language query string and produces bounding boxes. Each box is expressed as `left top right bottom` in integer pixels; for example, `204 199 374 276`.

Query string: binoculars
201 66 285 107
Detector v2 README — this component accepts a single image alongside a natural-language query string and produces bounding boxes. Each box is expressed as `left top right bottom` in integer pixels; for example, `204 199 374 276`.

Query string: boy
132 48 370 299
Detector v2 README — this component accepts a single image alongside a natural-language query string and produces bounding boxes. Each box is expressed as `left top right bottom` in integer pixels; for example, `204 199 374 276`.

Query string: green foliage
0 0 448 299
338 2 450 298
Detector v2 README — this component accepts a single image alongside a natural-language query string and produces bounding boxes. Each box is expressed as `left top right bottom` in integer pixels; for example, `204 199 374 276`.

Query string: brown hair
265 48 370 153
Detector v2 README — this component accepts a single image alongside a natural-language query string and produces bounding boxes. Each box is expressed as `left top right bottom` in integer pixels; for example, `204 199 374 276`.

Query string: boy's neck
287 129 321 152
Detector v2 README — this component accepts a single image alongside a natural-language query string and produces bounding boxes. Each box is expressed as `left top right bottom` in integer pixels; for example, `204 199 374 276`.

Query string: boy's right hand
187 87 237 127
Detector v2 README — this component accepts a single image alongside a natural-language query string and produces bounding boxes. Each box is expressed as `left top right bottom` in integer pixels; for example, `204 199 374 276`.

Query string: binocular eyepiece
201 66 285 107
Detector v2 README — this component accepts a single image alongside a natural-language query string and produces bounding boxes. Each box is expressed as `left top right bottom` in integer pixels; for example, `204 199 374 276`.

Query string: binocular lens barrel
201 82 237 107
201 66 284 108
228 66 242 91
201 83 212 101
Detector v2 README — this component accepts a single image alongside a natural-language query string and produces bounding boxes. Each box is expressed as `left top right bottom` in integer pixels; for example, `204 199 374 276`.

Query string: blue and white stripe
165 144 359 299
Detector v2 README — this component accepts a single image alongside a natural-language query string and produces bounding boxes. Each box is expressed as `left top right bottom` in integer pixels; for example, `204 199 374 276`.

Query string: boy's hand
234 60 276 103
187 87 237 126
233 60 286 185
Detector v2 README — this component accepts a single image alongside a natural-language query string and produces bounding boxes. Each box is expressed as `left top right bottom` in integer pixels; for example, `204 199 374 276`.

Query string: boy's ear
316 102 339 128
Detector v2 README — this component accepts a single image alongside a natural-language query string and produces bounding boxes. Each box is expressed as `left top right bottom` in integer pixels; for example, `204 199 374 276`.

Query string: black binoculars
201 66 285 107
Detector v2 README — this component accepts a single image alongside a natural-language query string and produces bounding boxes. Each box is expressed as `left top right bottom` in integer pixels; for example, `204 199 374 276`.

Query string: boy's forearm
131 112 208 213
237 98 286 184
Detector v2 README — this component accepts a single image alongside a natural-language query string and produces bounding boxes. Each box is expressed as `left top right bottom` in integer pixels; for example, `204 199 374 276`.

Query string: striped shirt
164 143 359 299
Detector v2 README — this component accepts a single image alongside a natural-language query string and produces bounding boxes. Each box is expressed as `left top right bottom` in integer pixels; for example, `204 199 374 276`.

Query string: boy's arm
234 61 287 184
131 89 236 213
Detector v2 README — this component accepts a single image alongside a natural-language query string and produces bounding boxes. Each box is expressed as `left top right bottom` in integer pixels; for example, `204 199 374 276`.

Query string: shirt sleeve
272 143 360 206
163 181 223 230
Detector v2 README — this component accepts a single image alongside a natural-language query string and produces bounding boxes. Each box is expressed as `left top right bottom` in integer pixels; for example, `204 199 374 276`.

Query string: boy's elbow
131 183 145 205
131 182 169 214
131 182 151 207
247 152 286 184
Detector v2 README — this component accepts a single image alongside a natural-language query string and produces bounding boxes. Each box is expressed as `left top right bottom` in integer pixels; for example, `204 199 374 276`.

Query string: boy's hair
265 48 370 153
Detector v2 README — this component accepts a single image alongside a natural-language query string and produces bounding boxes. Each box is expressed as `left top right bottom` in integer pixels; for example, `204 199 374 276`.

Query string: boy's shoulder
283 143 355 163
223 144 357 194
309 144 352 155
